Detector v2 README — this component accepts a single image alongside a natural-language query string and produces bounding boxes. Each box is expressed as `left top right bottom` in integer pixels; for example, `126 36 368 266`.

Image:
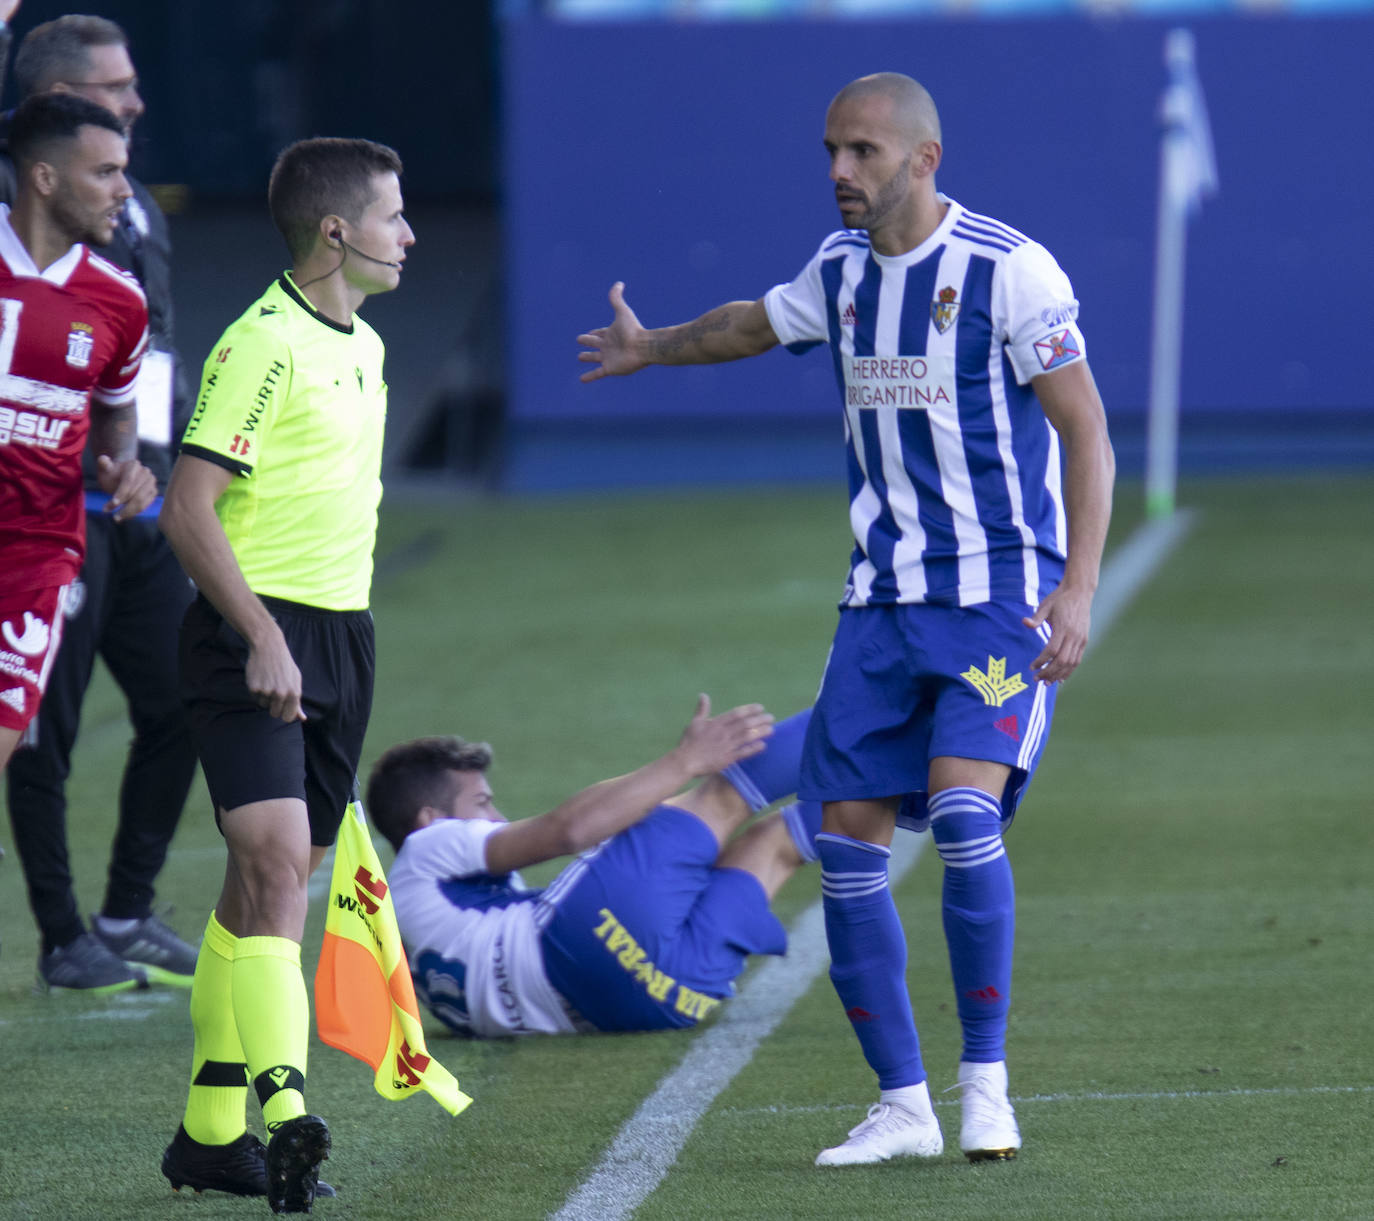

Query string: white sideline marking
555 513 1196 1221
1086 509 1196 651
553 833 928 1221
720 1082 1374 1118
0 988 177 1025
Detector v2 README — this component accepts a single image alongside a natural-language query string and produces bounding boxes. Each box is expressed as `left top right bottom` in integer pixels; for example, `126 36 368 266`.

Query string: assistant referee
157 137 414 1215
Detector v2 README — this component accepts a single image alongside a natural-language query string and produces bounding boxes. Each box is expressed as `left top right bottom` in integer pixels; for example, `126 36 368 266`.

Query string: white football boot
816 1083 944 1166
955 1060 1021 1161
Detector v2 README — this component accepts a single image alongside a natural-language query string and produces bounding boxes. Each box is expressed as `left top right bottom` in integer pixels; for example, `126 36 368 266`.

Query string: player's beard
846 154 913 233
50 188 118 249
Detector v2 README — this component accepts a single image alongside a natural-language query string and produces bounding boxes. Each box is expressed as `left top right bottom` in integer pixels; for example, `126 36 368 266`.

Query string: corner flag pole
1145 28 1217 521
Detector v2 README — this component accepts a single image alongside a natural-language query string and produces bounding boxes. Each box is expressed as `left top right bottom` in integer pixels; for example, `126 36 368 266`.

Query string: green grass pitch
0 470 1370 1220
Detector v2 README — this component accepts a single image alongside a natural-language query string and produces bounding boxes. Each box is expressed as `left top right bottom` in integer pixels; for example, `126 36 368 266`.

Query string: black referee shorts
180 593 375 846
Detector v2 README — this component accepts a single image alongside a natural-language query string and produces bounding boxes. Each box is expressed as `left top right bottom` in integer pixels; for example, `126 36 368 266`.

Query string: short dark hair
8 91 125 172
366 735 493 853
267 137 403 261
14 15 129 98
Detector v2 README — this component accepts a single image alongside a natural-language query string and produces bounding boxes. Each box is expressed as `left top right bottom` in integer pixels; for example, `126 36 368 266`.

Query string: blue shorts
538 806 787 1031
799 601 1058 828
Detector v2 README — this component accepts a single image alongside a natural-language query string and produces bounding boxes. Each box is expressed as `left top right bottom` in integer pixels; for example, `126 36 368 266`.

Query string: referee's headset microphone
331 228 401 269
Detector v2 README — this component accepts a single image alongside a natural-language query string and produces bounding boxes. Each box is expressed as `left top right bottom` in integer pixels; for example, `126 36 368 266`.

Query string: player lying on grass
367 698 822 1036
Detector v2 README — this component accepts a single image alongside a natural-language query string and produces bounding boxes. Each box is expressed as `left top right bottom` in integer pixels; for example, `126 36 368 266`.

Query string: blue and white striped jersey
763 196 1087 609
390 818 575 1037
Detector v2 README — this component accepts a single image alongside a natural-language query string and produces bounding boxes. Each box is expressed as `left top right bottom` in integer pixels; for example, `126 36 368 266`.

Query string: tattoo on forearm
93 406 138 461
650 309 734 359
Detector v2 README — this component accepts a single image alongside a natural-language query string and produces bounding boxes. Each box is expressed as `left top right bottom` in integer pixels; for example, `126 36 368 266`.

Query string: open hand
675 693 774 776
577 281 649 382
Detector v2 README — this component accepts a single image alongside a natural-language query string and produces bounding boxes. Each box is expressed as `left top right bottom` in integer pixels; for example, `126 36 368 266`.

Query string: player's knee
928 787 1005 865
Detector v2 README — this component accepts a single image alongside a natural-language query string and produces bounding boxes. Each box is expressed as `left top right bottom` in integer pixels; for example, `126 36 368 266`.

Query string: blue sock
721 707 812 811
817 832 924 1089
780 800 822 863
929 787 1014 1063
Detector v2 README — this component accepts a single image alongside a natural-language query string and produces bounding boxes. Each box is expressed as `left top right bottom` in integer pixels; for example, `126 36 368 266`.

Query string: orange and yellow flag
315 799 472 1116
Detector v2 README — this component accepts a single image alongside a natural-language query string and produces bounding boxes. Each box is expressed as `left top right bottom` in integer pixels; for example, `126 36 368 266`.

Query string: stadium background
3 0 1371 494
0 5 1371 1218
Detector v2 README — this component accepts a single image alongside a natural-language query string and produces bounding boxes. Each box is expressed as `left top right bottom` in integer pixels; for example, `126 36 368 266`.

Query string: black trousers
5 512 199 953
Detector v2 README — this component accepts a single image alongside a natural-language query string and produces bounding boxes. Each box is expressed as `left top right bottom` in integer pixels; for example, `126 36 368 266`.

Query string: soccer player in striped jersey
578 71 1115 1166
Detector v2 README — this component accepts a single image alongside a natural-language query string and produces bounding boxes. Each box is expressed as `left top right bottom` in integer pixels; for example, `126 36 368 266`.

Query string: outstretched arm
1023 360 1115 683
577 281 778 382
483 695 774 874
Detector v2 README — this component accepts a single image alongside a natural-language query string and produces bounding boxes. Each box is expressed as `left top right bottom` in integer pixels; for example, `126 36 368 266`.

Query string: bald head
823 71 946 255
831 73 941 148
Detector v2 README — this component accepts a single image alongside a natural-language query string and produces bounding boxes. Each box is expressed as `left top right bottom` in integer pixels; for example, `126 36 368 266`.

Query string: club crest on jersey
931 285 960 334
1034 328 1080 371
65 323 94 369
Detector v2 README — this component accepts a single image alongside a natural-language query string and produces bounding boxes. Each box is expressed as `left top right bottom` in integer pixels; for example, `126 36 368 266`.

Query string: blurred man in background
1 13 201 994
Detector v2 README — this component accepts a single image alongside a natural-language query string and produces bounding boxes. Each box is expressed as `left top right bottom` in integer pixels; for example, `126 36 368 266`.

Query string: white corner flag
1146 28 1218 521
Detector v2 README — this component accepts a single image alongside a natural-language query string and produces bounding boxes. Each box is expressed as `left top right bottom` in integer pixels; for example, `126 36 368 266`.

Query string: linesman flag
315 796 472 1116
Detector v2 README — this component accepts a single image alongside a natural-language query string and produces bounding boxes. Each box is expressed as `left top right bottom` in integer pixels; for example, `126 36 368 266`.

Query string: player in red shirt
0 91 154 771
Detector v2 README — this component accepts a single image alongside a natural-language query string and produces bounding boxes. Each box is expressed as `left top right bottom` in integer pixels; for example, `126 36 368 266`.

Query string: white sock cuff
880 1080 933 1115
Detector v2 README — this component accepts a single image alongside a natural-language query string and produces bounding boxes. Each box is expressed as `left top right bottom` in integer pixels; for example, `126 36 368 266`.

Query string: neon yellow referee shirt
180 273 386 611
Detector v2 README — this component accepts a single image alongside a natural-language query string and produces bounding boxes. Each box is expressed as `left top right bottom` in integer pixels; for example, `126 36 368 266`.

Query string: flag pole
1145 28 1215 521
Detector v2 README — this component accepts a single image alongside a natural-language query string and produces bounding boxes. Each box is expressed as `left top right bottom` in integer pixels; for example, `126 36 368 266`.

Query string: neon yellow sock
232 935 310 1133
183 912 250 1145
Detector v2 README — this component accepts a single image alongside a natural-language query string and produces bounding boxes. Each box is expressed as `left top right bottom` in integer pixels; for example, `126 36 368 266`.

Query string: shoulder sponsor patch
1040 300 1079 327
1033 329 1081 372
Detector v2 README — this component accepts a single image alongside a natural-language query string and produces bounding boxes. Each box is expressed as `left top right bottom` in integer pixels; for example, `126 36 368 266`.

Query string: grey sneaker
38 932 148 994
90 912 198 986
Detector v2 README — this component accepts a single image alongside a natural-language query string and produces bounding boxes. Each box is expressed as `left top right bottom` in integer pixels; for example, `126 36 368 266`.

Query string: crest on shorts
66 323 94 369
63 579 87 621
3 611 50 656
931 286 960 335
961 655 1027 708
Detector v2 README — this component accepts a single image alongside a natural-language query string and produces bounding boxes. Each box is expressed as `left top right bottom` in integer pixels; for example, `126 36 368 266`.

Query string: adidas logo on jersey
0 686 25 714
3 612 50 656
840 302 857 327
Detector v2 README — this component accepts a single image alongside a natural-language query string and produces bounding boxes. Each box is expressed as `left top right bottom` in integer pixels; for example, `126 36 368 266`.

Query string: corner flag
315 797 472 1116
1146 28 1218 520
